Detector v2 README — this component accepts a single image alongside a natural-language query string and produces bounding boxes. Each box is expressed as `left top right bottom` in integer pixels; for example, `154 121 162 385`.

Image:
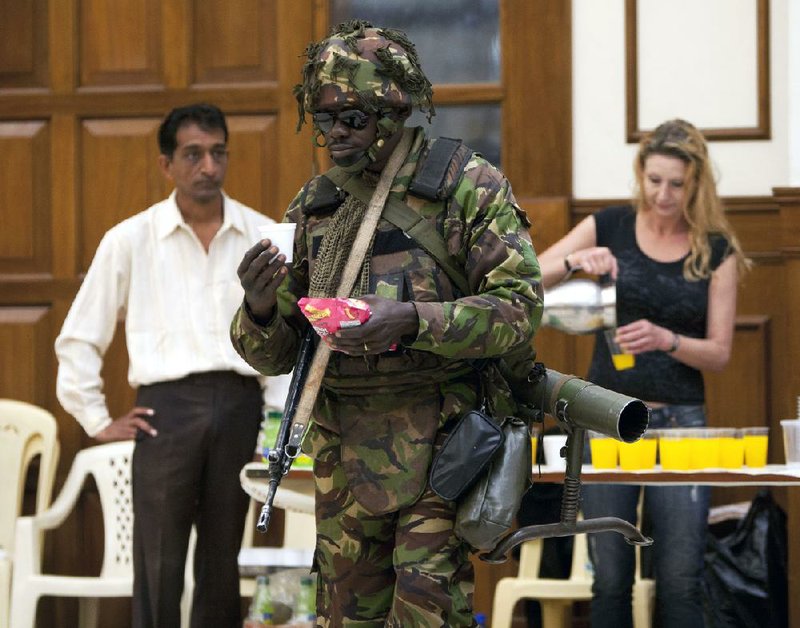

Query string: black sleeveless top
587 205 731 404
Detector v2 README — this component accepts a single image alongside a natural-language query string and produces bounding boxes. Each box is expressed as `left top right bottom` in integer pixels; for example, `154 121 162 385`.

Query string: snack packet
298 297 371 338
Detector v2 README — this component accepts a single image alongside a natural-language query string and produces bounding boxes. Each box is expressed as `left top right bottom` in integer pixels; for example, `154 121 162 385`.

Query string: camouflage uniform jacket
230 126 543 513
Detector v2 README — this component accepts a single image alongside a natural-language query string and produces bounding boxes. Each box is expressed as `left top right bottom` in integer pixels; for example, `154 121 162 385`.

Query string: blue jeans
582 404 710 628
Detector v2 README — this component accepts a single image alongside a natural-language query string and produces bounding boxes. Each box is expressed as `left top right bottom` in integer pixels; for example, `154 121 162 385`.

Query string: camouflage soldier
231 20 543 627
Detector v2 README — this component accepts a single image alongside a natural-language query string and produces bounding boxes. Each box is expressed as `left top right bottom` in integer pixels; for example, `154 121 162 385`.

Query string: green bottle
293 575 317 623
260 410 282 461
253 574 274 625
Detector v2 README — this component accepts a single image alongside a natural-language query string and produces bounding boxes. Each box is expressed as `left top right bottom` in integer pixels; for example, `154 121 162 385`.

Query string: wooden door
0 1 314 625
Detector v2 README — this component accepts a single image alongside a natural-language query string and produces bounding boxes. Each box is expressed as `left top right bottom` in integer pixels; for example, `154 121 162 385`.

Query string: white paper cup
542 434 568 469
257 222 297 263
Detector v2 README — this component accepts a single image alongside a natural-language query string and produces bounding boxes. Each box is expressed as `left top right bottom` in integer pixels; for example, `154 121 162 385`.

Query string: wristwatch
666 332 680 353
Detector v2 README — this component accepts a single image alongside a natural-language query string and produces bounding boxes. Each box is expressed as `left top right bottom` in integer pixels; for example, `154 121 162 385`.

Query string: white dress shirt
56 190 290 437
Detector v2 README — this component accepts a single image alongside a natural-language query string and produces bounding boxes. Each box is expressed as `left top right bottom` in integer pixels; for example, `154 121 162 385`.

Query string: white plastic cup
781 419 800 467
542 434 568 469
257 222 297 263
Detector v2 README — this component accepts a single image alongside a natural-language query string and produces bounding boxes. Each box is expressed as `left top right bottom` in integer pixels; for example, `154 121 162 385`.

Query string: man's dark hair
158 103 228 157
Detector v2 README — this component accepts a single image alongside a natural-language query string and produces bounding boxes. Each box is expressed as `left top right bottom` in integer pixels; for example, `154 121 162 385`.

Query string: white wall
572 0 795 199
790 0 800 185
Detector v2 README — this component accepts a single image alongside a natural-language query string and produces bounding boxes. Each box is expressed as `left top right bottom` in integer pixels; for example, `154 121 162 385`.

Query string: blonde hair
633 119 751 281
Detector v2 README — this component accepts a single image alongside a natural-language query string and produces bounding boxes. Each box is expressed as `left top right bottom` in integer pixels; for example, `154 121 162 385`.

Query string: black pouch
429 408 504 501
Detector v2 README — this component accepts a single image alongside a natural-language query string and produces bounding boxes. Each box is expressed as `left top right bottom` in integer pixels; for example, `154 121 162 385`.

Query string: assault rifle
256 328 316 533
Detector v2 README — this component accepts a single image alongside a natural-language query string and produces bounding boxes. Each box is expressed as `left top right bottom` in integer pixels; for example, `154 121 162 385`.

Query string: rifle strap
286 128 415 453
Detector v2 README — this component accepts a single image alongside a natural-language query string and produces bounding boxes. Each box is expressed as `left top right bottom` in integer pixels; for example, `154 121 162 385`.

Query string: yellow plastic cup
659 429 691 470
604 329 635 371
530 425 540 465
638 432 658 470
589 431 618 469
717 428 744 469
742 426 769 467
689 428 720 469
618 432 657 470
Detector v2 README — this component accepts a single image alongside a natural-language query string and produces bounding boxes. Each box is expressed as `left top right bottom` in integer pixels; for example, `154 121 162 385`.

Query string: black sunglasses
312 109 372 133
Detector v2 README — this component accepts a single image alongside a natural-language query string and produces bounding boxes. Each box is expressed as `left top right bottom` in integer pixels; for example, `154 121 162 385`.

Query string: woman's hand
616 319 673 354
568 247 619 280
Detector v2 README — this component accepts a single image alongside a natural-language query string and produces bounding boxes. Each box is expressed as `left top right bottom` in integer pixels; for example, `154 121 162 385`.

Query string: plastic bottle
244 574 273 626
292 575 317 624
260 410 282 461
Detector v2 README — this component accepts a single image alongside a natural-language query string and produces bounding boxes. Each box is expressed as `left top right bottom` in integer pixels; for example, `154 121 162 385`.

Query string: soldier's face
313 85 378 167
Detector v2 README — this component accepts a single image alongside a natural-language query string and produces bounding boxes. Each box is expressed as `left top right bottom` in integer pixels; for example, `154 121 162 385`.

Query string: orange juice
718 428 744 469
639 437 658 469
690 433 720 469
618 437 657 470
611 353 635 370
743 434 768 467
618 441 642 470
659 433 691 470
590 437 618 469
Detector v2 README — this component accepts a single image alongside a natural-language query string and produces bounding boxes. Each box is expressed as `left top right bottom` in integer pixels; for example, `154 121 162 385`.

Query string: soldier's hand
95 407 157 442
237 238 288 324
330 295 418 355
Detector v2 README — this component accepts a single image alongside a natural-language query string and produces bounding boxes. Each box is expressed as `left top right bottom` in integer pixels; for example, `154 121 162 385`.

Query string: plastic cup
618 432 657 470
638 431 658 469
780 420 800 467
717 428 744 469
530 425 540 465
257 222 297 263
659 429 691 470
589 431 618 469
542 434 568 469
689 428 720 470
742 427 769 467
604 328 635 370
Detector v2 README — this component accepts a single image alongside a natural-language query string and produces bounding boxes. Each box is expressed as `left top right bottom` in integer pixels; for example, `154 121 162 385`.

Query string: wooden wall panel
0 307 53 405
79 0 163 86
79 118 168 271
706 316 770 428
0 121 51 275
225 115 279 218
193 0 277 84
0 0 49 88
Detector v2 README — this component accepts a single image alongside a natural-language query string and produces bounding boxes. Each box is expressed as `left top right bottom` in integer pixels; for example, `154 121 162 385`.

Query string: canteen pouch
429 409 504 502
454 416 532 551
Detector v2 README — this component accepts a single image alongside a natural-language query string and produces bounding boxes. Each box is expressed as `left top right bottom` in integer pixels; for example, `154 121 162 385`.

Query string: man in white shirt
55 103 287 628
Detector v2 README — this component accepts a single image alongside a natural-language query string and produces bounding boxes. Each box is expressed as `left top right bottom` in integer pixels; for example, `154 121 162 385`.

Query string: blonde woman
537 119 749 628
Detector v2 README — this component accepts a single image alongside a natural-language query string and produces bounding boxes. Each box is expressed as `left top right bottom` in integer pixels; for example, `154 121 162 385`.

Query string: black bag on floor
703 489 788 628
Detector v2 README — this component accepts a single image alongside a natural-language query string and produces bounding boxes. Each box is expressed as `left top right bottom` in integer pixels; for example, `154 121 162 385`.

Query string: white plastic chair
492 520 655 628
0 399 60 628
9 441 134 628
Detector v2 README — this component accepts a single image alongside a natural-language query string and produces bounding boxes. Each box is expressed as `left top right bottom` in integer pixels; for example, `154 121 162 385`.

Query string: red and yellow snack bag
297 297 371 338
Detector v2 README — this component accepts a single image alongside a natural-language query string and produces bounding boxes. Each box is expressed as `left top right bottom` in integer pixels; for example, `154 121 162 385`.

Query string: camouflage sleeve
408 156 543 358
229 196 311 376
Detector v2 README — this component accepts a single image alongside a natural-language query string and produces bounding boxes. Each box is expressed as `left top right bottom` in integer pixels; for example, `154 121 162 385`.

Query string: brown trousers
132 371 262 628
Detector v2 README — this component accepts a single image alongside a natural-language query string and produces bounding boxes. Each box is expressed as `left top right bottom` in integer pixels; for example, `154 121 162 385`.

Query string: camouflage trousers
307 423 477 627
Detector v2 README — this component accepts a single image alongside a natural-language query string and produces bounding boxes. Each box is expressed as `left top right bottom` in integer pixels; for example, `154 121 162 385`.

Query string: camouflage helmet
294 19 435 133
